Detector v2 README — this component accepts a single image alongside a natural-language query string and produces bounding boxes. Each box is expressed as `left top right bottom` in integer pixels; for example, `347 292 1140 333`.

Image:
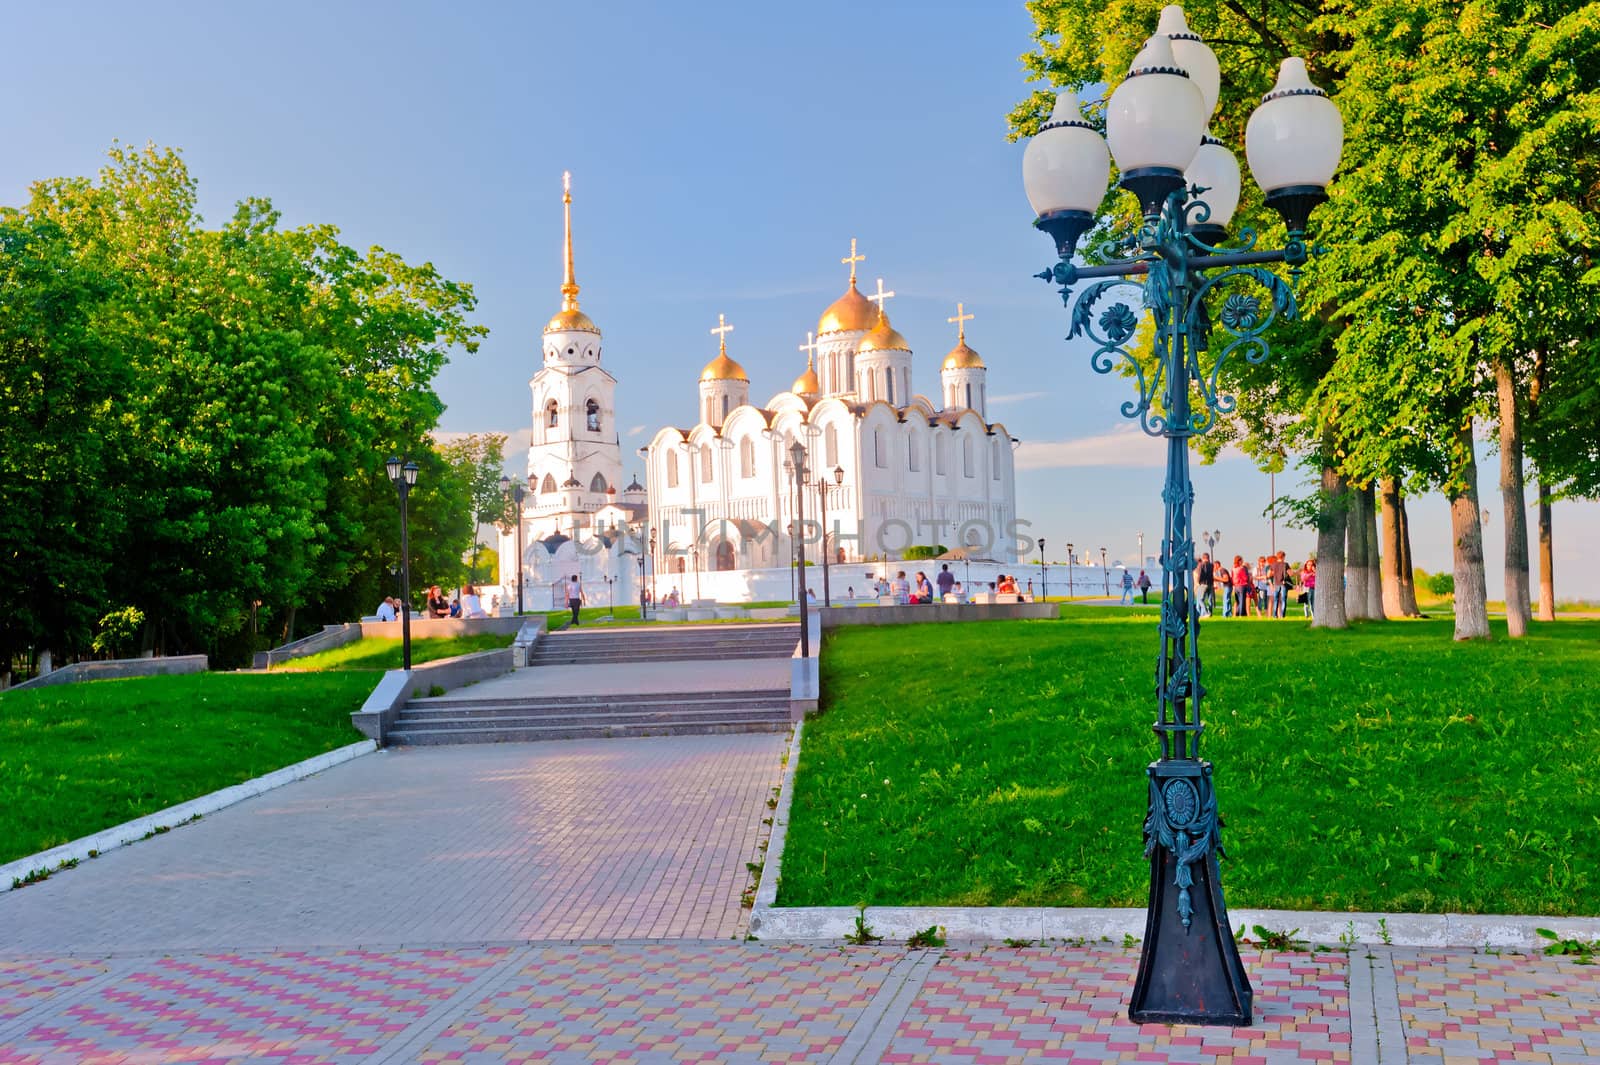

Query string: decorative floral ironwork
1219 294 1261 331
1099 304 1139 344
1142 770 1223 932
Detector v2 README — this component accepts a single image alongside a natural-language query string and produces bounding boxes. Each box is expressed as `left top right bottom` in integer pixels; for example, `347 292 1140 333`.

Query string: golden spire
949 302 974 342
560 170 580 311
841 237 865 284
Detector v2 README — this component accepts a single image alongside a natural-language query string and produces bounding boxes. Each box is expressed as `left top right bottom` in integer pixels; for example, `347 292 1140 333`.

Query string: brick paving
3 731 1598 1061
0 735 785 952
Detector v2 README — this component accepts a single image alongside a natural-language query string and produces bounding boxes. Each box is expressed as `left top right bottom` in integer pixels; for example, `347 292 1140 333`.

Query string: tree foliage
0 145 487 670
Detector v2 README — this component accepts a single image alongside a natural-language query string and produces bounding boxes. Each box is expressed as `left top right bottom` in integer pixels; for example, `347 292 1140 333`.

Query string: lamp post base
1130 760 1253 1027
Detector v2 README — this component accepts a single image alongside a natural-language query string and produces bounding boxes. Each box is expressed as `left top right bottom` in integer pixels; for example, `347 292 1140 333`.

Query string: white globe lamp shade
1158 5 1219 118
1106 35 1207 214
1023 90 1110 217
1246 58 1343 231
1184 135 1241 230
1023 90 1111 256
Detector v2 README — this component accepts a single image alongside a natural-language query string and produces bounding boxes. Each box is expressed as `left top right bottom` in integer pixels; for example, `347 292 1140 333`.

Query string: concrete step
386 718 789 745
527 649 792 666
393 707 789 732
402 691 790 716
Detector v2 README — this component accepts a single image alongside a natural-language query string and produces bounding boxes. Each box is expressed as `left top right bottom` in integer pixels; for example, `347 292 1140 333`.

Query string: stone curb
0 739 377 893
749 724 1600 950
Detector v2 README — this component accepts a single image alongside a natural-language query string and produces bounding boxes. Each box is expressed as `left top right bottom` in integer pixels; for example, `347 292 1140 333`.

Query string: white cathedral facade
644 244 1020 590
499 181 1019 608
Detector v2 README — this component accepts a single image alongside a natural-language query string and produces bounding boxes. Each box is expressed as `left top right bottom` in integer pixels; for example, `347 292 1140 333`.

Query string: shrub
1425 571 1455 598
902 545 949 561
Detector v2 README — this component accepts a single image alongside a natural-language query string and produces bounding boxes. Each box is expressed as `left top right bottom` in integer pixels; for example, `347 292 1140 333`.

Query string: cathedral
644 240 1020 589
499 179 1019 608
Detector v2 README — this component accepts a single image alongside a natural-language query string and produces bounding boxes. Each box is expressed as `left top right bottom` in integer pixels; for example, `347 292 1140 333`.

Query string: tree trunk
1364 483 1384 619
1312 452 1349 630
1536 486 1555 620
1397 493 1422 616
1346 483 1375 620
1449 418 1491 640
1495 355 1531 636
1379 477 1406 617
1529 347 1555 621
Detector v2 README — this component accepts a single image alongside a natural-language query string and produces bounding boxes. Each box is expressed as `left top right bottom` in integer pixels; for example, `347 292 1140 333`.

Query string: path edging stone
0 739 377 893
750 719 1600 949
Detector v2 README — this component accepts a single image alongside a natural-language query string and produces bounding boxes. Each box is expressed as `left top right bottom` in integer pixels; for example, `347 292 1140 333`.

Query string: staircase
526 623 799 666
386 622 800 746
385 690 791 745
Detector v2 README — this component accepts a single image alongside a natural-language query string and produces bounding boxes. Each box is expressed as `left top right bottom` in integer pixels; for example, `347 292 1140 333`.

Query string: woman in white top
460 584 487 619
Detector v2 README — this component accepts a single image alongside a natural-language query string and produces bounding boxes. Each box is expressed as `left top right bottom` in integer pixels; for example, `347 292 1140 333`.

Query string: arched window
590 473 607 493
674 556 686 573
824 424 838 467
962 436 974 478
992 439 1002 480
935 435 948 475
965 383 973 409
666 453 679 488
541 473 557 494
546 400 559 428
885 370 895 405
873 430 887 469
740 437 755 478
704 397 715 424
908 437 920 473
701 445 713 482
722 394 730 420
586 399 601 432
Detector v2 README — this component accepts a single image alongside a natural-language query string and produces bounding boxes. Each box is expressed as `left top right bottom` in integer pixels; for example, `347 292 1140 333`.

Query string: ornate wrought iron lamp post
1022 5 1342 1026
1100 546 1110 596
386 456 420 670
1066 541 1074 597
637 526 650 620
784 443 811 659
499 476 527 615
1038 537 1047 600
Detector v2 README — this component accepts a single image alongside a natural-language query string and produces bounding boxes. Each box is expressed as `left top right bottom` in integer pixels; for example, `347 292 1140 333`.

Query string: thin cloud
989 391 1049 405
1016 424 1164 470
627 424 648 437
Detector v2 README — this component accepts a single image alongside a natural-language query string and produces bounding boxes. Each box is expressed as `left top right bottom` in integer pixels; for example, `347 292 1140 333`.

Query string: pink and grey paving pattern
0 734 785 953
1393 950 1600 1063
3 943 1595 1063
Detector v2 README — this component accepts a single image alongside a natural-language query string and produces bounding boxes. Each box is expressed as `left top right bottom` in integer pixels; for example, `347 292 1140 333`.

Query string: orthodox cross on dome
868 277 896 321
799 330 819 369
841 238 865 284
710 313 735 354
948 302 974 342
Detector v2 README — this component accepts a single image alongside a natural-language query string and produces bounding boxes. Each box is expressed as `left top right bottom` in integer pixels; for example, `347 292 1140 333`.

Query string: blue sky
8 0 1595 597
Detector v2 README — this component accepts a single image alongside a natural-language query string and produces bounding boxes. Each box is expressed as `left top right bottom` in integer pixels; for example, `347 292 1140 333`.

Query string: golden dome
818 281 877 334
701 351 749 382
791 366 820 395
545 308 600 335
858 314 911 353
942 340 985 369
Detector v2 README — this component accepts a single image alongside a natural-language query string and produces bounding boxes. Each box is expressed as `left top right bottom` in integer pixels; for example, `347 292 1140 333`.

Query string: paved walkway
0 735 784 952
2 940 1597 1062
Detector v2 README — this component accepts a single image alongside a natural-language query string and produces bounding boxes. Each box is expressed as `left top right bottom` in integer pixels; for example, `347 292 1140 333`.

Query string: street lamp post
819 465 843 607
1038 537 1047 600
637 538 649 620
499 475 527 615
1066 541 1075 597
1100 546 1110 596
1023 5 1342 1026
784 443 811 660
648 528 658 607
386 456 420 670
604 574 616 620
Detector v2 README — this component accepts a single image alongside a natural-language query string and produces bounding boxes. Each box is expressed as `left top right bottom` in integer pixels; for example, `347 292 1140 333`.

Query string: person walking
1269 550 1289 618
1254 556 1270 615
1232 556 1251 617
1136 568 1152 604
936 563 955 601
565 574 584 626
1300 557 1317 617
1119 567 1135 606
1196 553 1215 617
1216 562 1234 617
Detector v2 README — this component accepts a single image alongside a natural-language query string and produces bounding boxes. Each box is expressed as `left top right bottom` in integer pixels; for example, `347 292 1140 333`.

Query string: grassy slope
0 672 374 865
271 633 512 671
779 607 1600 915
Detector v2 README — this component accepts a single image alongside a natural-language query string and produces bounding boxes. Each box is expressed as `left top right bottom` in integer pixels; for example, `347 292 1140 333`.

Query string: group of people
1193 551 1317 619
372 583 495 622
848 564 1032 605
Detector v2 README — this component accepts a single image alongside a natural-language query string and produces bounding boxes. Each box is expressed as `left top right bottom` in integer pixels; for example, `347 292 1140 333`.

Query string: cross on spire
867 277 896 320
841 238 865 284
948 302 974 342
560 170 580 310
710 313 735 354
799 330 819 369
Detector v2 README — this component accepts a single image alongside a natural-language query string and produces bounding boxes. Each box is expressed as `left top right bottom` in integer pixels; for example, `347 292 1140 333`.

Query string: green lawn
0 672 374 865
779 607 1600 916
271 633 512 671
